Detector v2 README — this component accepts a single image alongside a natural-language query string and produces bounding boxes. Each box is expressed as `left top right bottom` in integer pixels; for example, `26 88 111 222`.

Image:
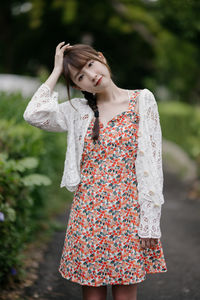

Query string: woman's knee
82 285 107 300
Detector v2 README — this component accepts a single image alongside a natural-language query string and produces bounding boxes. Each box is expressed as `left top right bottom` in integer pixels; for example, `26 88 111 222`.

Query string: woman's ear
98 52 106 63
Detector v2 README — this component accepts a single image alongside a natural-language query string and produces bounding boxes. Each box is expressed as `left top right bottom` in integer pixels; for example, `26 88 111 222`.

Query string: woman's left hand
140 238 158 249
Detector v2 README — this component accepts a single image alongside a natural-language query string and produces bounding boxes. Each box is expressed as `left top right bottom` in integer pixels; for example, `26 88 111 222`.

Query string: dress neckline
96 89 139 130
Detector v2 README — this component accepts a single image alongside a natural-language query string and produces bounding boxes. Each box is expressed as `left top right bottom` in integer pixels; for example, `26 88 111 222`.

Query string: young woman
23 42 167 300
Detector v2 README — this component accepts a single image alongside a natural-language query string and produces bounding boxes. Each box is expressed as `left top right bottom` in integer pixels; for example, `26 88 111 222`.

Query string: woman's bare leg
112 283 137 300
82 285 107 300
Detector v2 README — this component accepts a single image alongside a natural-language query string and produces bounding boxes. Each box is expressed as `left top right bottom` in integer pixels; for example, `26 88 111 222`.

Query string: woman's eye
88 61 94 67
78 75 84 81
78 61 94 81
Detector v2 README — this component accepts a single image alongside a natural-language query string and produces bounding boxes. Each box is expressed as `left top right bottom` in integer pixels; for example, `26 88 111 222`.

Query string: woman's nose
91 73 97 83
86 70 97 81
92 75 97 83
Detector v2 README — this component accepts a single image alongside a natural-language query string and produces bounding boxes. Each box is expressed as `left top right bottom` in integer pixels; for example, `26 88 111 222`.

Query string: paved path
24 170 200 300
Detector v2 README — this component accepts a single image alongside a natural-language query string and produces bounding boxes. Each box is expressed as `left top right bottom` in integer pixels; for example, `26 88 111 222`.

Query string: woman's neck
96 80 126 104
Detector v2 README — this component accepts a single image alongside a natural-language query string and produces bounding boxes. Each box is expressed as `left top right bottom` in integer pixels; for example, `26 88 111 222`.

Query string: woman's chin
94 81 110 92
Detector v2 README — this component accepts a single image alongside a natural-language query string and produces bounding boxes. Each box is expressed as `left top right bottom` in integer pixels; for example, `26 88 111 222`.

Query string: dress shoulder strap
129 89 142 112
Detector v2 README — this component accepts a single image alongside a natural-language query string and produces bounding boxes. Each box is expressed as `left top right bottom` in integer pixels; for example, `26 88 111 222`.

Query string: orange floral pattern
59 90 167 286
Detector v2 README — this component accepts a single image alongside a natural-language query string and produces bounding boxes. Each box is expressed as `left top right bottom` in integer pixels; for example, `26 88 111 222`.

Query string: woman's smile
95 76 103 86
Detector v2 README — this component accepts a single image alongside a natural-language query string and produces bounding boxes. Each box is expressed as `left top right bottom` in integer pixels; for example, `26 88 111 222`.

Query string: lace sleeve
139 201 161 238
147 90 164 198
137 89 164 239
23 83 69 132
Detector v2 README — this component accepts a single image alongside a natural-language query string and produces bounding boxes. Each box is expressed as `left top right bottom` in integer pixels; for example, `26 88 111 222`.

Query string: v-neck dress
59 90 167 286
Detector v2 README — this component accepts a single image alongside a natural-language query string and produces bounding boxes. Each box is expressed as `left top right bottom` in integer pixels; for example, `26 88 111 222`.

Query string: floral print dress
59 90 167 286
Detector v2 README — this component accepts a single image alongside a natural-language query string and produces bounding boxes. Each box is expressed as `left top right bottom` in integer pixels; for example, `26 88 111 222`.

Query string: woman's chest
97 98 130 128
84 112 140 152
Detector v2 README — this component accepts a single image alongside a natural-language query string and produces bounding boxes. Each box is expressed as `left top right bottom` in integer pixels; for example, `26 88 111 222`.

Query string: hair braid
81 91 100 141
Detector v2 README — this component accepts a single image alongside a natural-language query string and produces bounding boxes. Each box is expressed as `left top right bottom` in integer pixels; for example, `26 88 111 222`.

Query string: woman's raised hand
44 42 72 92
54 41 72 76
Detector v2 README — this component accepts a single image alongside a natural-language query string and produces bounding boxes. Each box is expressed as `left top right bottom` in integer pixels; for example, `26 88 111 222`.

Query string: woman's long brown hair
62 44 112 141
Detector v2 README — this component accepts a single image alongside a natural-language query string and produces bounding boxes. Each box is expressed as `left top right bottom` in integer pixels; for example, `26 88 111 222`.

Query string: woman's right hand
44 42 72 92
53 41 72 76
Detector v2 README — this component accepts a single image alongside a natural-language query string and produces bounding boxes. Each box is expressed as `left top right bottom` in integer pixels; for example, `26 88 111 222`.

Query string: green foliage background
0 92 72 286
0 0 200 103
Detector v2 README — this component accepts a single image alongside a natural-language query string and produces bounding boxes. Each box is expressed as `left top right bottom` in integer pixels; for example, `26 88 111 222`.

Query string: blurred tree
151 0 200 103
0 0 199 103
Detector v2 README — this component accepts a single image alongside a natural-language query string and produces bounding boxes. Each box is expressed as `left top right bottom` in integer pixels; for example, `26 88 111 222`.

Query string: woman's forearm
44 68 61 92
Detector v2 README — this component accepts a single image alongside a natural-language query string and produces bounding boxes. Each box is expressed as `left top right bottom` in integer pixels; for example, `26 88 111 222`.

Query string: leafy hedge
0 92 72 286
158 100 200 176
0 119 51 284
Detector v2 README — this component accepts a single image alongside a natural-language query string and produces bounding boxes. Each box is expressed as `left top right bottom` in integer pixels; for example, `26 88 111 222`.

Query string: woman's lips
95 76 102 86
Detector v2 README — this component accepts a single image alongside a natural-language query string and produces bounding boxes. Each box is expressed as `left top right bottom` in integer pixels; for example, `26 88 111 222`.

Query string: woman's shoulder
129 88 156 103
128 88 152 94
128 88 149 102
59 97 92 117
128 88 149 98
60 97 87 108
134 89 158 111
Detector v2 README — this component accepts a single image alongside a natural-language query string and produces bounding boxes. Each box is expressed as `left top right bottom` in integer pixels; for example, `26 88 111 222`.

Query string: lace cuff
23 83 69 132
138 200 161 238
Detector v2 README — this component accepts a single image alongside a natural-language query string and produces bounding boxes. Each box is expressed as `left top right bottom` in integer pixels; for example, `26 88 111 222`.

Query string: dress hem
58 268 167 287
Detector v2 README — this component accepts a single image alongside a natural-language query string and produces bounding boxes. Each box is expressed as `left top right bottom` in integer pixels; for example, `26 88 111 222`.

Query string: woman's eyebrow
74 60 91 80
74 63 87 80
74 70 81 80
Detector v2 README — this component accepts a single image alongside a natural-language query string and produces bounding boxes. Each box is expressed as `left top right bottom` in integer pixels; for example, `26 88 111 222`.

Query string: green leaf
6 207 16 222
21 174 52 187
15 157 39 172
0 153 8 162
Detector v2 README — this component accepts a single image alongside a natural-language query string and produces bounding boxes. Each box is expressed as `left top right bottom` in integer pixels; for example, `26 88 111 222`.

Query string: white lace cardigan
23 83 165 239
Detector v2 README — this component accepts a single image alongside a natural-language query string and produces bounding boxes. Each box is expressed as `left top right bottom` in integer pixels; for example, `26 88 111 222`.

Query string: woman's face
68 55 111 94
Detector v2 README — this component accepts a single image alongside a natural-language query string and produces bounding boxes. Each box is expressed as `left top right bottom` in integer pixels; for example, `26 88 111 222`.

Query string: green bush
0 92 72 286
0 119 52 284
0 152 51 284
158 101 200 175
